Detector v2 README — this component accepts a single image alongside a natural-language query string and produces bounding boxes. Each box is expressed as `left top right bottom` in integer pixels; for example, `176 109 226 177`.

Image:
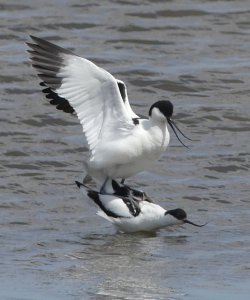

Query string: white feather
28 36 172 188
78 184 183 233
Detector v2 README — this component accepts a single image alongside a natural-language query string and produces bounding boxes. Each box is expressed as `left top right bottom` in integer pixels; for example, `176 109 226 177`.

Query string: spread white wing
27 36 138 155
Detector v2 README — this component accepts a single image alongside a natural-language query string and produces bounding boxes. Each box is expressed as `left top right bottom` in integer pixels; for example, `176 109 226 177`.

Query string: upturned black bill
184 219 207 227
167 118 192 148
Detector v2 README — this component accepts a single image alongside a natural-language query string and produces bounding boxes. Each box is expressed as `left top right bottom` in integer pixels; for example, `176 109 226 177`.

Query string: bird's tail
96 210 115 223
75 181 98 209
75 181 114 223
75 180 88 192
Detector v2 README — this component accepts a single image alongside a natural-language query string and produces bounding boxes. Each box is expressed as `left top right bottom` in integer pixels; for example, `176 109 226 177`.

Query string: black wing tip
28 35 49 44
39 81 76 115
27 35 75 56
26 36 46 50
29 34 37 40
26 41 34 47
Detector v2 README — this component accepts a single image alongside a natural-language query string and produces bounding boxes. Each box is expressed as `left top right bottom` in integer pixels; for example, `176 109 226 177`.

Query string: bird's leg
119 178 154 203
100 177 110 194
120 181 154 203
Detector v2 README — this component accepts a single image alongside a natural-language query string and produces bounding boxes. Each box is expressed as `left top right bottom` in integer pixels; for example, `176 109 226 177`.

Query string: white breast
89 120 170 179
112 202 179 233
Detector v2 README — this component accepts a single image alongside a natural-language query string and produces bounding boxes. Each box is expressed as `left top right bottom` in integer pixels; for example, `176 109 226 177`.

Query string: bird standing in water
75 181 206 233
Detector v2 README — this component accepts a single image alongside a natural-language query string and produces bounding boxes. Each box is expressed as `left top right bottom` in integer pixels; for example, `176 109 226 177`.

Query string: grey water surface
1 0 250 299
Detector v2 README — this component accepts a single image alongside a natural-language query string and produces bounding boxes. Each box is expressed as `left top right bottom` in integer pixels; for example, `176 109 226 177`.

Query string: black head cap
149 100 173 119
165 208 187 220
165 208 207 227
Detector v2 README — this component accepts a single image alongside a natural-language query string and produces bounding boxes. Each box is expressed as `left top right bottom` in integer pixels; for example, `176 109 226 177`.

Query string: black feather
121 197 141 217
117 81 126 102
87 190 125 218
40 82 75 114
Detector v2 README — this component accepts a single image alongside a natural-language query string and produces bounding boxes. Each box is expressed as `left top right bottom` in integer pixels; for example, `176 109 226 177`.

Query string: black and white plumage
27 36 191 193
75 181 206 233
111 179 153 203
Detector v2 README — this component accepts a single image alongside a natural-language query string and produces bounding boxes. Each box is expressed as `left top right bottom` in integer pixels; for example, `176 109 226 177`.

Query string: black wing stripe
122 198 141 217
87 191 125 218
40 82 75 114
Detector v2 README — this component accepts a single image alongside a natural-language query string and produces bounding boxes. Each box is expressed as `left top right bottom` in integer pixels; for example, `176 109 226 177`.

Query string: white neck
149 107 168 124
